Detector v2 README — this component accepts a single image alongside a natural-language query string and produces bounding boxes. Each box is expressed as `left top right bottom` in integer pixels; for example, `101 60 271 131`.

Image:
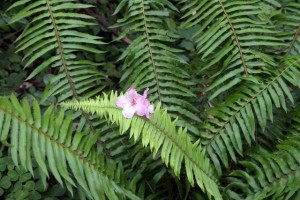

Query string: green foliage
224 135 300 200
0 150 71 200
8 0 107 103
201 55 300 175
113 0 200 133
180 0 287 98
0 154 36 199
0 2 26 96
0 95 139 200
0 0 300 199
61 91 222 199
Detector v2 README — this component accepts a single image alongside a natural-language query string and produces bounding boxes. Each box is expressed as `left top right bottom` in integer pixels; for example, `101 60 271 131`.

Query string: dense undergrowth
0 0 300 199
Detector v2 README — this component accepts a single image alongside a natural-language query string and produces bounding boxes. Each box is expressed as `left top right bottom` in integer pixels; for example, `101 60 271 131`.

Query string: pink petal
136 95 149 105
134 96 149 116
117 87 154 119
134 103 147 116
146 113 151 119
143 88 149 98
126 87 138 100
122 105 135 118
116 96 130 108
148 105 154 113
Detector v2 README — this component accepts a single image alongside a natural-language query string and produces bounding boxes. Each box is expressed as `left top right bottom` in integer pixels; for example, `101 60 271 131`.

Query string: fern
255 111 288 151
201 55 300 174
6 0 116 158
181 0 284 100
223 105 300 199
273 1 300 55
61 92 222 200
8 0 107 103
7 2 173 195
224 135 300 200
112 0 200 133
0 95 139 200
2 0 300 199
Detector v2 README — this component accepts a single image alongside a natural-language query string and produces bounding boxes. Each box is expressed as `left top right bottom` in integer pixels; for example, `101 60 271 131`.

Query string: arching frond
181 0 284 99
224 135 300 200
113 0 200 133
0 95 140 200
91 122 170 198
8 0 107 103
201 55 300 175
8 0 112 158
61 92 222 200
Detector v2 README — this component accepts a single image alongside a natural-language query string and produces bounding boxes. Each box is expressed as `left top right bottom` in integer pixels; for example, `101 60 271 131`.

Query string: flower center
131 99 136 106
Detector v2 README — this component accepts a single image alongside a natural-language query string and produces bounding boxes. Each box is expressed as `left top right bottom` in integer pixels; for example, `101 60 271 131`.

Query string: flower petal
146 113 151 119
134 103 147 116
116 96 130 108
117 87 154 119
143 88 149 98
148 104 154 113
134 95 149 116
122 105 135 118
126 87 138 100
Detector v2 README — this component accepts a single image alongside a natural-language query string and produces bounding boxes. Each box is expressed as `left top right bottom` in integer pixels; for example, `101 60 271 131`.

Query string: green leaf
0 95 140 200
61 92 222 200
0 176 12 189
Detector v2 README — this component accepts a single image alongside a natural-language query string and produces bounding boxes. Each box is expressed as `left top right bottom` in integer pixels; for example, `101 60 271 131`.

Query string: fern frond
0 95 140 200
61 92 222 200
224 135 300 200
113 0 200 133
8 0 112 157
68 114 168 198
181 0 284 99
255 112 288 151
8 0 107 102
273 1 300 55
201 55 300 174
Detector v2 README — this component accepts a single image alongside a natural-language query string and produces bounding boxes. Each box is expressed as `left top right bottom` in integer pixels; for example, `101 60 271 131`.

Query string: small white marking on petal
116 96 130 108
122 105 135 118
148 105 154 113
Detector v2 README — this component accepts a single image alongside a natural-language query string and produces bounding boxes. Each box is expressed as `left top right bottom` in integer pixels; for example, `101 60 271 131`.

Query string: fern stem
79 105 219 186
205 56 300 146
286 25 300 56
147 118 213 182
46 1 78 100
0 105 140 198
45 1 111 157
263 166 300 193
0 106 103 176
141 0 162 103
217 0 248 76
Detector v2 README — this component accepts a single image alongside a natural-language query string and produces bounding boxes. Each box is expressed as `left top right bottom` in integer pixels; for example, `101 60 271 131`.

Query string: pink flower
116 87 154 119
